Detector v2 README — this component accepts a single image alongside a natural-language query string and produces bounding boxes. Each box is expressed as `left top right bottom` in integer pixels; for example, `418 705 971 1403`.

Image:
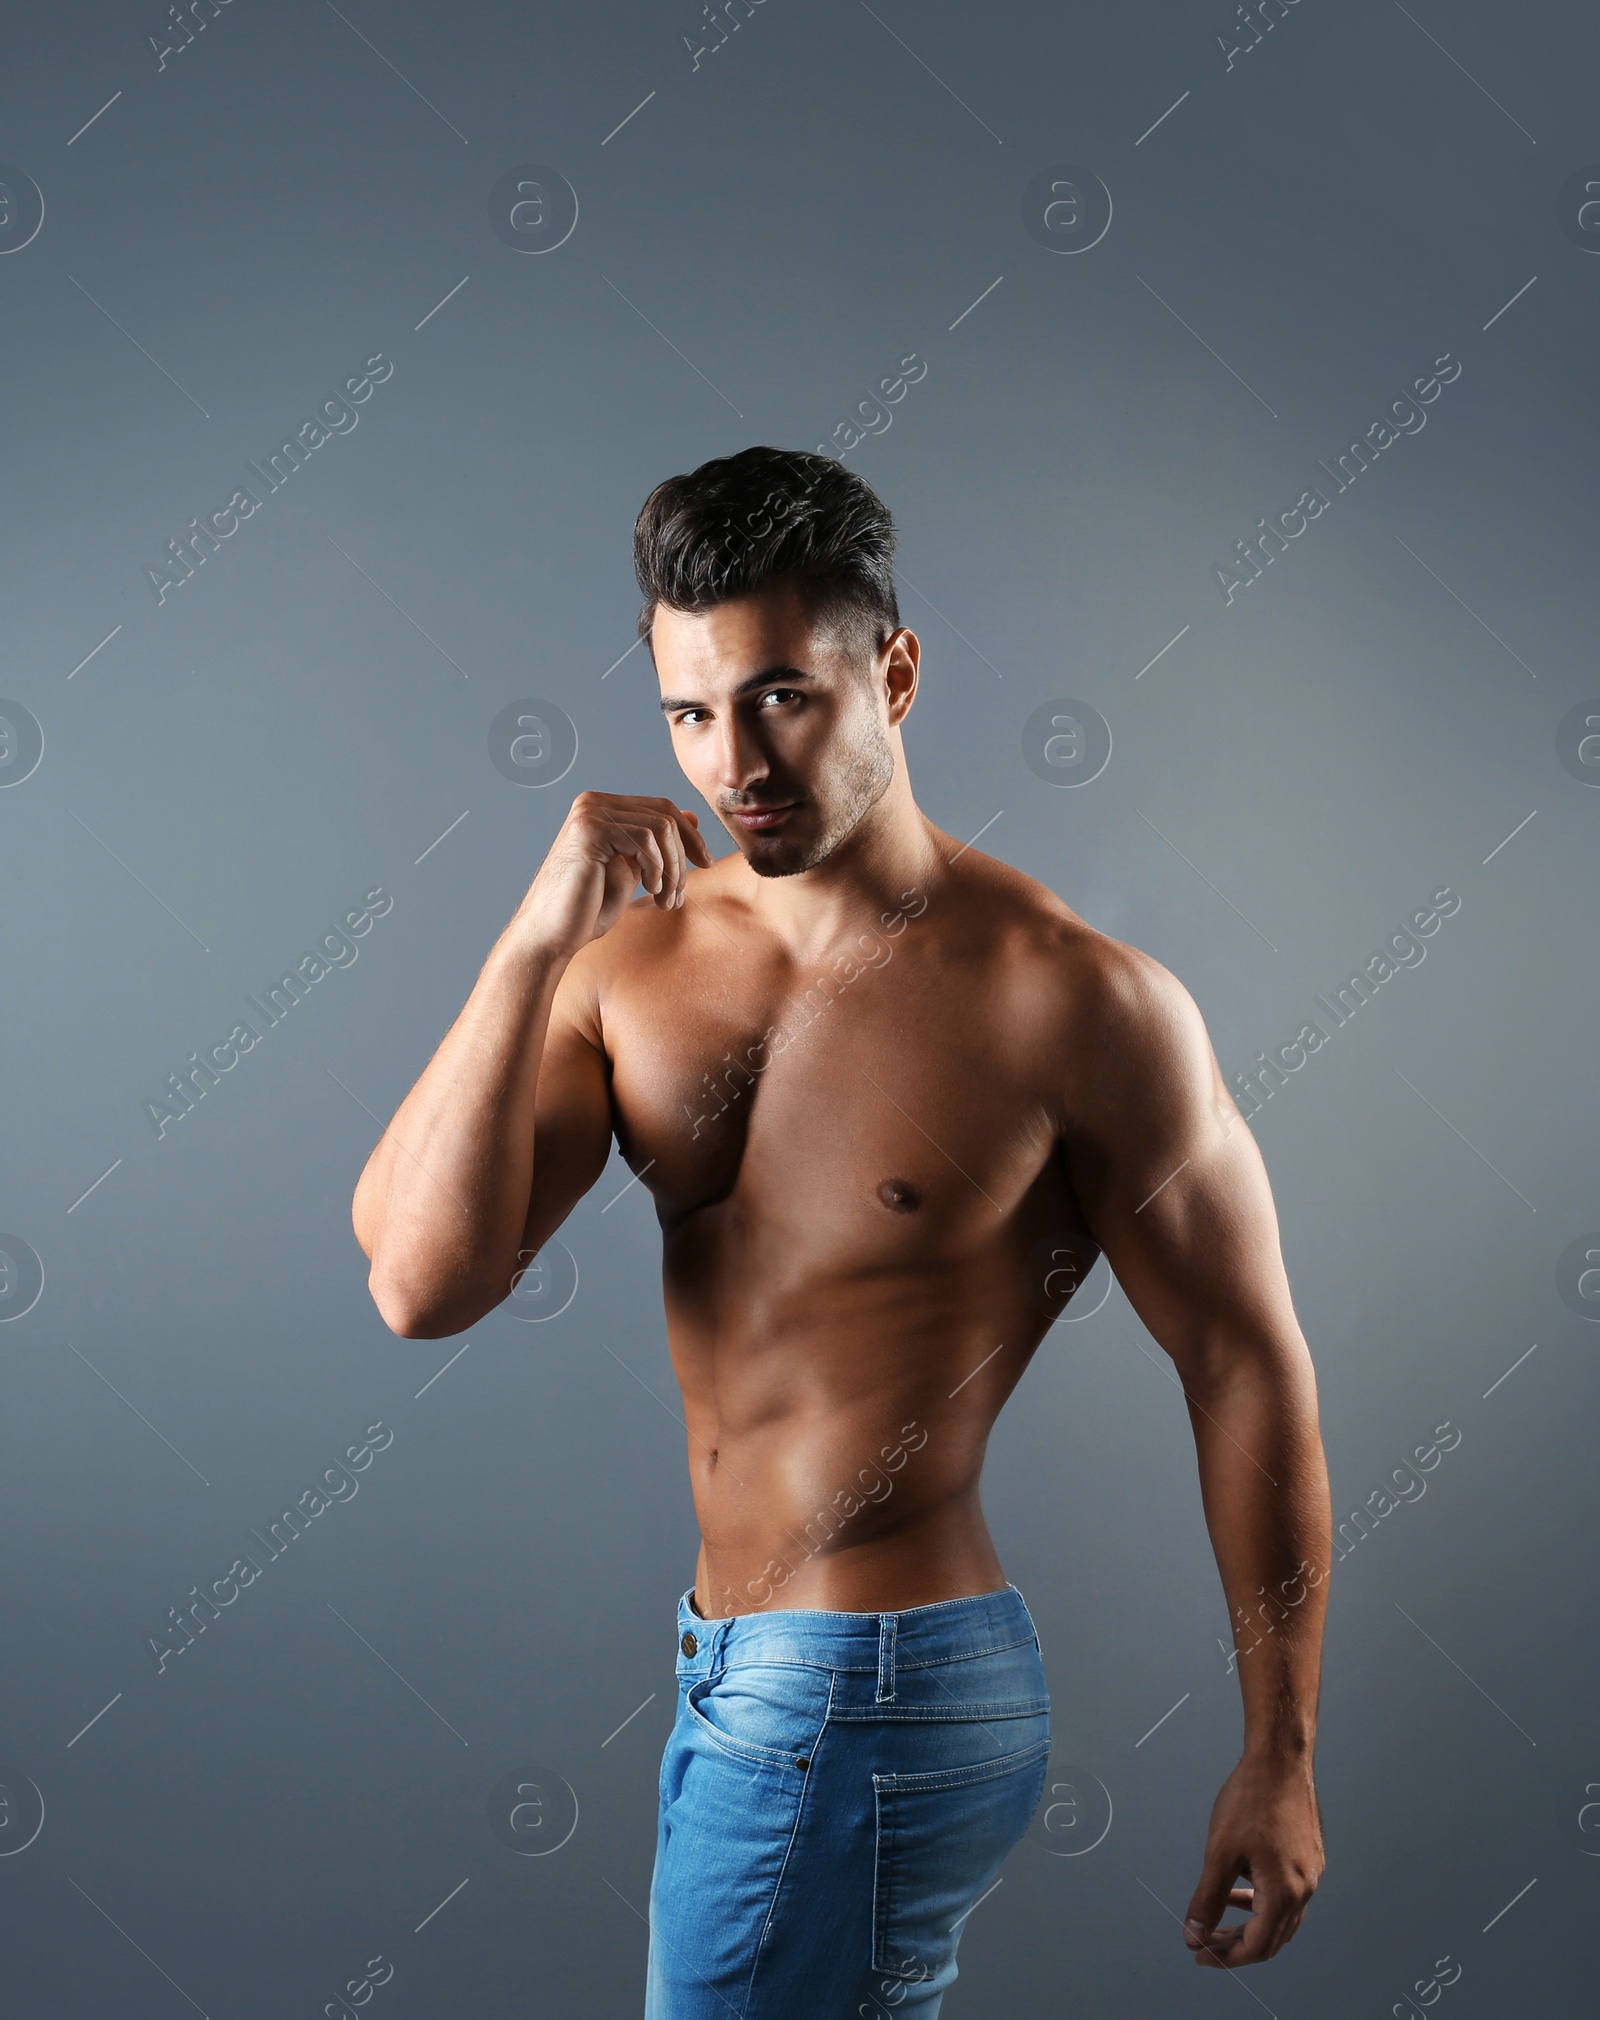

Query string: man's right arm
351 792 710 1338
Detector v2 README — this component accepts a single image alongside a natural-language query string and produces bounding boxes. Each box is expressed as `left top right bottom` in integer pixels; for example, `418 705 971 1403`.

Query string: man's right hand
510 792 714 958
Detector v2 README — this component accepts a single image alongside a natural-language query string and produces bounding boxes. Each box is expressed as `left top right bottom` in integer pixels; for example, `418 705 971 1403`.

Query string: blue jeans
645 1582 1051 2018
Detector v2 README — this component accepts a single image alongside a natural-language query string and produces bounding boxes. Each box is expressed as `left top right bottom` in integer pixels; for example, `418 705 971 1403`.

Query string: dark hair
633 446 899 667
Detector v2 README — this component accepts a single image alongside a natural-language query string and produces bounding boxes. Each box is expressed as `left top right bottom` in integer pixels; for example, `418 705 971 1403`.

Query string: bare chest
600 929 1065 1238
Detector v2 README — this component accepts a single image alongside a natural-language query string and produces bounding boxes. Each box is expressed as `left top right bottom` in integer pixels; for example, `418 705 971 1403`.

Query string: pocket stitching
829 1697 1050 1724
871 1732 1051 1972
682 1673 818 1769
872 1730 1052 1794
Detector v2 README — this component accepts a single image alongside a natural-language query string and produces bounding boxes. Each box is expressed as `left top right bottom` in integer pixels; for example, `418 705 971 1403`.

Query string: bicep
517 978 615 1260
1061 955 1301 1377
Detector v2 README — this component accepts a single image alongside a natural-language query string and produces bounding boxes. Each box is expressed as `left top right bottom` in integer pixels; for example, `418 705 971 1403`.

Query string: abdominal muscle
651 1073 1083 1619
667 1274 1048 1620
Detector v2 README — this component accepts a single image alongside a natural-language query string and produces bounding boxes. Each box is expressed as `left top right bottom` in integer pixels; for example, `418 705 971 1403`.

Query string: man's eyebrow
659 666 815 713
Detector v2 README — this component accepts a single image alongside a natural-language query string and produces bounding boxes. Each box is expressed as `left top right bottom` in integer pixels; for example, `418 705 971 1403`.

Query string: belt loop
711 1617 733 1673
876 1613 897 1702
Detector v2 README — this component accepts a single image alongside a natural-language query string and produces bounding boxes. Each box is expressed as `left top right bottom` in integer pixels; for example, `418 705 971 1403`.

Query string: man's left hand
1182 1754 1324 1967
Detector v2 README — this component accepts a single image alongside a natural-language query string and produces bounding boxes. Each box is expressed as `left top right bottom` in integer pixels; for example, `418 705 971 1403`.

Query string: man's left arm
1058 941 1332 1969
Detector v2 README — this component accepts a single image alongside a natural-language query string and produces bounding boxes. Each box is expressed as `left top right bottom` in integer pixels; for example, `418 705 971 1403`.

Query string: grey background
1 0 1596 2011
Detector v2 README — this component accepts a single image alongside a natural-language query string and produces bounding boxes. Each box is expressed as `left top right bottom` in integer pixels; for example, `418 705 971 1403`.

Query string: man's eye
759 688 797 707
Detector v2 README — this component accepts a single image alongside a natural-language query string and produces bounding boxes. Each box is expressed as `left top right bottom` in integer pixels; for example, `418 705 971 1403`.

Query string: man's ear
883 627 920 726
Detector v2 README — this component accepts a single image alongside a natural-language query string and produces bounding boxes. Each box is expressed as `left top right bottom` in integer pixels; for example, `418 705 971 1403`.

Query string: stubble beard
739 718 895 880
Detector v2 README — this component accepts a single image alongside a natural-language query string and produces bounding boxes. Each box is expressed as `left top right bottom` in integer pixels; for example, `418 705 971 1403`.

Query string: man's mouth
726 802 798 832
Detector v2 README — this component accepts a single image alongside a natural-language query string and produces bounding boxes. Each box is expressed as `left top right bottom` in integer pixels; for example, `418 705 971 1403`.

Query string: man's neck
723 766 946 960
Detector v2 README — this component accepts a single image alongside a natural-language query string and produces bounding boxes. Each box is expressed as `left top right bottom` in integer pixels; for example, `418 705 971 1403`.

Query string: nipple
879 1177 921 1213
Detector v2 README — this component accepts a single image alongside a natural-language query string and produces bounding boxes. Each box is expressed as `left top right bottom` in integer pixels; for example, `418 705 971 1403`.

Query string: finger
1190 1921 1247 1966
1262 1890 1312 1960
630 801 692 903
1188 1905 1255 1965
599 846 644 919
674 804 715 868
1188 1898 1256 1958
633 824 668 898
1184 1856 1242 1953
1200 1886 1287 1969
587 795 710 872
654 812 689 906
1257 1883 1307 1962
1276 1901 1310 1951
1192 1915 1257 1969
654 799 711 872
605 822 665 896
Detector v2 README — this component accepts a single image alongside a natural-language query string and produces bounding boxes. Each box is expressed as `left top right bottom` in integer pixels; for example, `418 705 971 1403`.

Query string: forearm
1183 1340 1332 1764
356 926 571 1333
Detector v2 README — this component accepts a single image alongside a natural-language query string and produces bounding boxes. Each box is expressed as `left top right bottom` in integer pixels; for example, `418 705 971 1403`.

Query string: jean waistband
674 1581 1039 1681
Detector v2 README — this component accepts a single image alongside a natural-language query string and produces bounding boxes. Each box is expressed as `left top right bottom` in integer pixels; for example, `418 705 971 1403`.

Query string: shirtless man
352 447 1330 2016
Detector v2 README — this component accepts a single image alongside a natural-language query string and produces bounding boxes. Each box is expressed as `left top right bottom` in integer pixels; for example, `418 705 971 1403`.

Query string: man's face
653 577 912 878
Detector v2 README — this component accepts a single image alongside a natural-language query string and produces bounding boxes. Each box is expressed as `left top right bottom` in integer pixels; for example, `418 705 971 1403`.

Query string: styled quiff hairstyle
633 446 899 669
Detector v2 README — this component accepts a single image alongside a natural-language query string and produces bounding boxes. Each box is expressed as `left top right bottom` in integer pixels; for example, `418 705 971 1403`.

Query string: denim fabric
644 1582 1051 2018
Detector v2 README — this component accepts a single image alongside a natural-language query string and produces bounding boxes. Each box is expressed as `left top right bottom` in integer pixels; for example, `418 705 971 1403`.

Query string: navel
879 1177 922 1213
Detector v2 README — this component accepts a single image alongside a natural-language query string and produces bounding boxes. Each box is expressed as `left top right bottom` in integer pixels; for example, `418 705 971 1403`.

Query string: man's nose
712 713 770 792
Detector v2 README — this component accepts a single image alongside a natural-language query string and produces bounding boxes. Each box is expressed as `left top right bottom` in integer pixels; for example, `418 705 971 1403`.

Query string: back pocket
872 1727 1050 1976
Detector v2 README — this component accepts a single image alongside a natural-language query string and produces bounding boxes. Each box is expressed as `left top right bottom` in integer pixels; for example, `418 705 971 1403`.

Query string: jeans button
680 1630 698 1657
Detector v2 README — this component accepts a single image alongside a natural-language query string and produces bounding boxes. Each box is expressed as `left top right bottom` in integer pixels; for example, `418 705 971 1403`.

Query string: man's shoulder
947 848 1163 979
950 849 1200 1044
